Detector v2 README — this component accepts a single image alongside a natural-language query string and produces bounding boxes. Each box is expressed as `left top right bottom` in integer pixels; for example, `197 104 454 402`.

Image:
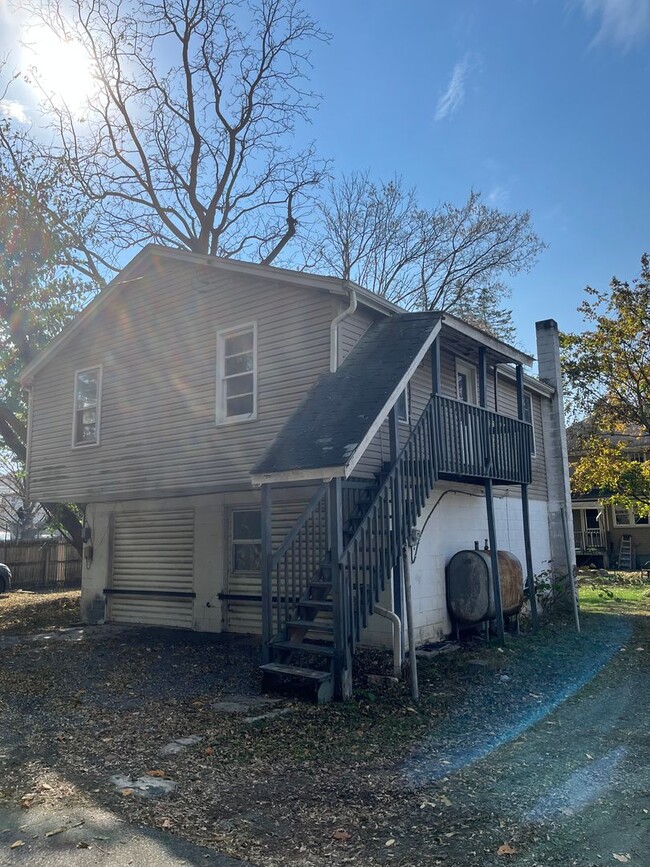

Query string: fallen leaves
497 843 517 856
20 793 36 809
9 841 24 849
145 770 166 778
613 855 631 863
331 829 351 842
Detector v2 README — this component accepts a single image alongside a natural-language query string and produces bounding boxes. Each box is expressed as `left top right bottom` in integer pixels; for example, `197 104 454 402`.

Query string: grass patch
579 583 650 615
0 589 81 634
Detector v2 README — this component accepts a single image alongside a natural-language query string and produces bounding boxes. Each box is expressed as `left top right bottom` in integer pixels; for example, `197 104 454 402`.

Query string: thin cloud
487 185 510 207
580 0 650 50
0 99 28 124
435 56 471 122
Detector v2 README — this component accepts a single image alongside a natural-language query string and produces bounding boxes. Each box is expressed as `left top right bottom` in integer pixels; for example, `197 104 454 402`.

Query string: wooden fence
0 539 82 589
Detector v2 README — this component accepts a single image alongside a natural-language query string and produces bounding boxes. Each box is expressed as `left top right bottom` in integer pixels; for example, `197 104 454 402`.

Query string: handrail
271 484 328 567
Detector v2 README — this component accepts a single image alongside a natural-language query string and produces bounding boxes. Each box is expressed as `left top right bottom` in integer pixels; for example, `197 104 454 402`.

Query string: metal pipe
560 505 581 634
374 605 402 679
402 546 419 702
329 288 357 372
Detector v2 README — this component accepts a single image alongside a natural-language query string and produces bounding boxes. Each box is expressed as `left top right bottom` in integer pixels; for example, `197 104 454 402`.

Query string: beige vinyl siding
338 307 376 365
28 260 335 503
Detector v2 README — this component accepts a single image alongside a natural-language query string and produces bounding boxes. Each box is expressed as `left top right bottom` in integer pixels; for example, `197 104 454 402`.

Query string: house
19 246 575 700
570 423 650 569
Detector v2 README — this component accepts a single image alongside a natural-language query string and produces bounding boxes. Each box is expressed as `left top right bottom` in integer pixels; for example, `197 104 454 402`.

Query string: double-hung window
217 324 257 423
72 367 101 447
231 510 262 572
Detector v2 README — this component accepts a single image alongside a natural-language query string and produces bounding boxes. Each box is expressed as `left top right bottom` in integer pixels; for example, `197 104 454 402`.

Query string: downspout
330 286 358 373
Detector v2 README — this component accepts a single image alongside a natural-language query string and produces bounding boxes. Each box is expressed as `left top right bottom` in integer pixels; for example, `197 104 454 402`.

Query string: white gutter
329 287 357 373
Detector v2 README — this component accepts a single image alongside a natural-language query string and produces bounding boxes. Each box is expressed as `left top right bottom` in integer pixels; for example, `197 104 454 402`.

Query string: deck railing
574 527 607 552
434 394 533 484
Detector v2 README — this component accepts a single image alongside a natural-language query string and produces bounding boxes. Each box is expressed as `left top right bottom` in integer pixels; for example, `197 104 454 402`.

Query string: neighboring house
570 424 650 569
19 246 574 700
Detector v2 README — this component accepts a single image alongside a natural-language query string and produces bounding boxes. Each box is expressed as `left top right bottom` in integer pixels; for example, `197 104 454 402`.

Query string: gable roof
250 312 442 484
18 244 533 386
17 245 400 387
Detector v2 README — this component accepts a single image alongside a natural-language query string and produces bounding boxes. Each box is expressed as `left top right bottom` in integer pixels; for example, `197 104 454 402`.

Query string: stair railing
339 394 439 650
268 484 328 640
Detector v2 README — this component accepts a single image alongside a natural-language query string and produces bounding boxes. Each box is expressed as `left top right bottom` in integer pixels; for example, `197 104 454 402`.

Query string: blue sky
1 0 648 356
302 0 650 353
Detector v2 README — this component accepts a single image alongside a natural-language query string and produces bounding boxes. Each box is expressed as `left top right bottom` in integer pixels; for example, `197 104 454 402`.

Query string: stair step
309 581 332 590
299 599 333 611
260 662 331 682
288 619 334 633
273 640 335 657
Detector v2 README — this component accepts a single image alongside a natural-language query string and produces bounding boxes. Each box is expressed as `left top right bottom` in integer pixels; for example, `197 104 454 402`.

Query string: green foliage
562 255 650 510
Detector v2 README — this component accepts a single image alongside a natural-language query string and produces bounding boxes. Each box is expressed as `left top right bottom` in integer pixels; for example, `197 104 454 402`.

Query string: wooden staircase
260 394 442 702
260 478 380 703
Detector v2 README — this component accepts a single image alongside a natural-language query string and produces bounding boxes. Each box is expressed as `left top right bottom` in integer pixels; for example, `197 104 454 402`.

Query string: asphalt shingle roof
251 312 441 477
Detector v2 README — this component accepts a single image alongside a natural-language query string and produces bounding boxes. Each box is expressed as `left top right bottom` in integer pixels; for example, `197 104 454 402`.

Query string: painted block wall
407 482 552 644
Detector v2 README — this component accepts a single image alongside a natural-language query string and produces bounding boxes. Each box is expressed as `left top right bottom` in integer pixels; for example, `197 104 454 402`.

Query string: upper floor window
397 385 409 423
73 367 101 447
217 323 257 424
456 359 477 404
613 506 649 527
523 391 537 456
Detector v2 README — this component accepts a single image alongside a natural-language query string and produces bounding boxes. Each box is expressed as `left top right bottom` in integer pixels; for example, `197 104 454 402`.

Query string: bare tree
305 174 544 336
8 0 328 270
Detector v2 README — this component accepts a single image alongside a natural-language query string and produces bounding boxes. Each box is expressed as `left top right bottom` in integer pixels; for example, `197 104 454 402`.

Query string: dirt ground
0 587 647 866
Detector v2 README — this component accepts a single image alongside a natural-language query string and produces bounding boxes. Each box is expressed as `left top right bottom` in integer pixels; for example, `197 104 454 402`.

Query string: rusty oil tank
446 548 524 624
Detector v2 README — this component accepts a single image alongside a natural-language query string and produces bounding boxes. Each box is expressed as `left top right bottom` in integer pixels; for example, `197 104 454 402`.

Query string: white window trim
216 322 258 425
71 365 102 449
611 505 649 528
523 391 537 457
397 384 410 423
455 358 478 405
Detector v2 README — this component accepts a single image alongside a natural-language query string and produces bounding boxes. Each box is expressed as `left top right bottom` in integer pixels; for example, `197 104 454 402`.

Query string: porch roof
250 312 442 485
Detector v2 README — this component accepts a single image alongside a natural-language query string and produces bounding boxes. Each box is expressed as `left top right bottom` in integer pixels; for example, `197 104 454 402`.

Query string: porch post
389 408 404 625
485 478 505 644
431 335 441 395
516 364 539 628
261 483 273 663
478 347 488 408
329 477 351 700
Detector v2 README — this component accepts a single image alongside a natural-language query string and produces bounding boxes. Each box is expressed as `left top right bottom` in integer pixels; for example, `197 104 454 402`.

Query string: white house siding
27 258 338 504
80 486 315 633
360 482 552 647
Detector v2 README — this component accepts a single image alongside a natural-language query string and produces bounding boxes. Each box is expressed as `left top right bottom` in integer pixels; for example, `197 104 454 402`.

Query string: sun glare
22 24 96 113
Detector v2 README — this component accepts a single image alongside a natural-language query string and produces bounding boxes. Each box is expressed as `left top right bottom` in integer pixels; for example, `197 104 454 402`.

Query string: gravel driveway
0 591 647 866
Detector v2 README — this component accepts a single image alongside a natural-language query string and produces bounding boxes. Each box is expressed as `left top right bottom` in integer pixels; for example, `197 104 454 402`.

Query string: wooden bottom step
272 640 335 657
288 619 334 633
260 662 330 681
260 661 334 703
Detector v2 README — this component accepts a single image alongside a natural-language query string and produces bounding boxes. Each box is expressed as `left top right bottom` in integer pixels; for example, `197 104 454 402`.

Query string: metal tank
446 547 524 625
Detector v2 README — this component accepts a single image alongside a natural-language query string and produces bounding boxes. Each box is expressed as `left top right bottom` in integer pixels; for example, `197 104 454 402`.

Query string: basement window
72 366 102 447
231 510 262 572
217 323 257 424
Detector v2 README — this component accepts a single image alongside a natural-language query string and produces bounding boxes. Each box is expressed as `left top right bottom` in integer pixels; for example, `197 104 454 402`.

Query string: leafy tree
562 254 650 513
5 0 328 270
0 159 92 549
304 173 543 338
